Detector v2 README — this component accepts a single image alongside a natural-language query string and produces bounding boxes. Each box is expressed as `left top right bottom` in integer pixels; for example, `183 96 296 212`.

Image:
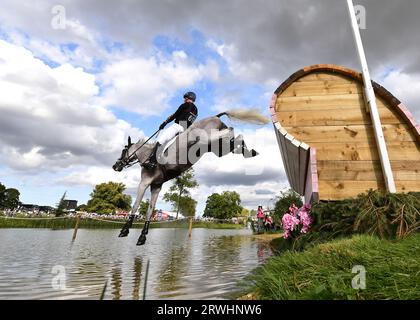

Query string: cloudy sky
0 0 419 215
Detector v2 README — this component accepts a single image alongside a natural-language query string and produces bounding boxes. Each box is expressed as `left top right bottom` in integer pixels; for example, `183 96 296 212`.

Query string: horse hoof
136 235 146 246
119 228 129 237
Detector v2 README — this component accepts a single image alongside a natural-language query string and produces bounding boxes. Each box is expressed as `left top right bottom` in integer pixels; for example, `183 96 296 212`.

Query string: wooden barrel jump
270 64 420 203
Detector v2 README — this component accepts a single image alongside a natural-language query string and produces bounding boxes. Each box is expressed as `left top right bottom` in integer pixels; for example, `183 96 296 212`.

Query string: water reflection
132 257 142 300
257 242 272 263
0 229 273 300
156 245 189 298
110 266 122 300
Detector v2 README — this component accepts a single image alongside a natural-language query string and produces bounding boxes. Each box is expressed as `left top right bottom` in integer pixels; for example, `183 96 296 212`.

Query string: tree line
2 172 304 221
79 168 245 219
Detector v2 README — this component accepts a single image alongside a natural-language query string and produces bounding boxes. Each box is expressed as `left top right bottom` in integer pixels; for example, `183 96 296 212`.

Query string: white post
346 0 396 193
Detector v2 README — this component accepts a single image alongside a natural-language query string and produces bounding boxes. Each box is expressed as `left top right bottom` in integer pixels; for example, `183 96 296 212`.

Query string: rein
123 129 161 167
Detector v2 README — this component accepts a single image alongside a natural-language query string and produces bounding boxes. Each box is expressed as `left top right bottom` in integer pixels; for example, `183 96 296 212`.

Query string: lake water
0 228 272 300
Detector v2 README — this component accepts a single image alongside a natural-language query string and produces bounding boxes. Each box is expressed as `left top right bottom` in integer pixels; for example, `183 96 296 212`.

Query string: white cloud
57 165 140 188
207 40 263 83
379 69 420 122
0 40 143 172
98 51 219 115
3 22 99 69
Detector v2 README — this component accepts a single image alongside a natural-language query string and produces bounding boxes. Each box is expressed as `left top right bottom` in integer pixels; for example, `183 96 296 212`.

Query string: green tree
139 199 149 217
0 183 21 210
55 191 67 217
3 188 20 209
0 183 6 208
86 182 132 214
273 189 303 222
240 207 250 217
76 204 87 212
163 168 198 219
178 196 197 217
203 191 243 219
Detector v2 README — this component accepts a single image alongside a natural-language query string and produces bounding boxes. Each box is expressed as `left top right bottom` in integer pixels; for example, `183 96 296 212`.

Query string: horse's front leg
119 182 149 237
137 184 162 246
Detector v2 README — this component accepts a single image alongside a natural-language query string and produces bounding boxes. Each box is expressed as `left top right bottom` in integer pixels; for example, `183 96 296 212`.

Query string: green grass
244 233 420 300
0 216 244 230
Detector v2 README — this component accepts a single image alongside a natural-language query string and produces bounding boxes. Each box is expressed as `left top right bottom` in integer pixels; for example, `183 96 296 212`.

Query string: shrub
312 190 420 240
272 190 420 252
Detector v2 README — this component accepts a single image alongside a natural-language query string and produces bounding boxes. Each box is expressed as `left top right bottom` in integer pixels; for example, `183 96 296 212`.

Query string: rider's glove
159 121 167 130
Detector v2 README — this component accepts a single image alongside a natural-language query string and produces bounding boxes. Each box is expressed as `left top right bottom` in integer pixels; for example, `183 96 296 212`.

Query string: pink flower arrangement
281 203 312 239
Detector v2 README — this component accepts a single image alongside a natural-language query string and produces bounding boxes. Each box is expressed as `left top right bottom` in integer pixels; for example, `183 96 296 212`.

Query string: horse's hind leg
231 135 258 158
119 182 148 237
137 184 162 246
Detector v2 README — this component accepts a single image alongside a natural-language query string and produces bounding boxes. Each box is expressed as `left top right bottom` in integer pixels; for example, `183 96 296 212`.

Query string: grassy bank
244 233 420 300
0 216 244 230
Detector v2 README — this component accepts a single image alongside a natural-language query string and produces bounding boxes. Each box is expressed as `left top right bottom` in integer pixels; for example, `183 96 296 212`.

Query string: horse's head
112 136 135 172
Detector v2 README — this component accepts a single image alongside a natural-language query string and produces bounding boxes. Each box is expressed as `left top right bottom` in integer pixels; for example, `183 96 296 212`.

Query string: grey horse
112 109 268 245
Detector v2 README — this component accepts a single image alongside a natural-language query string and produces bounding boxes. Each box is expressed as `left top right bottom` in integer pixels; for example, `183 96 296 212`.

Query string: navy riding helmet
183 91 196 102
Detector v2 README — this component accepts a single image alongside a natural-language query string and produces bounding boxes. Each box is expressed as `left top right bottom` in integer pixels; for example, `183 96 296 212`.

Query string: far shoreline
0 216 245 230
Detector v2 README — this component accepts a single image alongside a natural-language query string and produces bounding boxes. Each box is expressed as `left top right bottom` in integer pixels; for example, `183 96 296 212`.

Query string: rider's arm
160 105 184 129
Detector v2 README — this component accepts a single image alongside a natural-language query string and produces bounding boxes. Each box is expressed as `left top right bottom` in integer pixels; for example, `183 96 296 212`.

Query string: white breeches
157 123 184 145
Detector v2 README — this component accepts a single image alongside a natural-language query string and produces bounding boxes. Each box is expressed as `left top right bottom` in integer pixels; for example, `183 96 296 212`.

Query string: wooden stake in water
189 217 193 238
72 214 81 241
99 280 108 300
142 259 150 300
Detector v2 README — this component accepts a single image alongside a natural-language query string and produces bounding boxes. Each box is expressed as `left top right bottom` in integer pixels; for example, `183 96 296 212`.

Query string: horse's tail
216 108 269 125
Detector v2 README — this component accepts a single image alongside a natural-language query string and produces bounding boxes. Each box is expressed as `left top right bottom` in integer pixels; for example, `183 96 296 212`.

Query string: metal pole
346 0 396 193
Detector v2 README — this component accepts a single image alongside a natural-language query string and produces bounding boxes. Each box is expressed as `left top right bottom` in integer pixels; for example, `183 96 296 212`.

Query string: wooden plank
296 73 352 82
281 82 363 98
276 95 366 112
281 81 362 98
276 94 398 115
299 142 310 195
284 124 417 143
276 99 395 114
304 165 313 204
313 141 420 161
275 108 400 127
318 180 420 200
396 181 420 192
284 133 300 193
292 138 303 194
317 160 420 181
304 148 319 203
391 161 420 181
273 123 292 186
317 160 382 181
278 92 365 104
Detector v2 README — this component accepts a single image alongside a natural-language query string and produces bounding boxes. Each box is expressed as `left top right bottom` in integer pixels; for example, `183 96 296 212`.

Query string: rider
143 91 198 168
256 205 265 231
257 205 264 220
264 213 273 230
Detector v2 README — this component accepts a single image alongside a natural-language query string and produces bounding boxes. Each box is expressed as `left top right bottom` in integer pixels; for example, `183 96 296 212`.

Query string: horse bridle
118 146 139 169
118 129 161 169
